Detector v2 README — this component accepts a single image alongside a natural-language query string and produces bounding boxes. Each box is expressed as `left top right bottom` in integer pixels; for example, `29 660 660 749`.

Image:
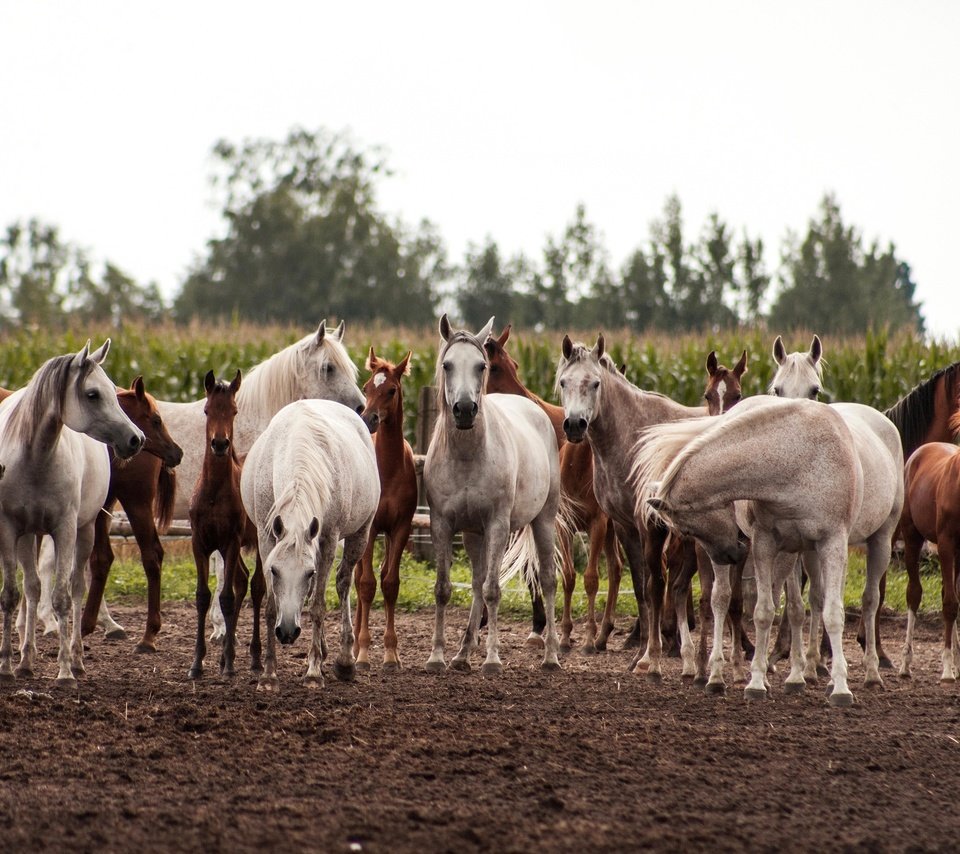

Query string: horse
353 348 418 671
898 413 960 682
188 371 262 680
157 320 365 638
703 350 747 416
241 398 379 691
556 335 706 681
883 360 960 460
424 315 562 674
770 336 904 675
484 324 624 654
22 377 184 652
634 397 871 706
0 341 144 686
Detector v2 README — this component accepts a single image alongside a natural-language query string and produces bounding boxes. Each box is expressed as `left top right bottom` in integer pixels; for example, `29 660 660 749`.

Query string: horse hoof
481 662 503 676
744 687 768 701
816 664 830 678
898 670 912 681
71 665 85 678
0 671 15 683
14 666 33 679
828 691 855 708
693 675 707 688
645 670 662 685
541 660 561 672
879 655 894 670
333 661 355 682
382 661 401 673
424 660 445 673
104 628 127 641
134 643 157 654
449 659 471 673
257 676 280 693
940 677 957 686
864 678 884 691
187 666 203 680
355 660 371 673
525 633 545 649
54 676 77 690
595 638 609 652
783 681 805 695
303 675 324 690
581 643 597 656
250 662 263 676
559 642 572 655
705 682 726 696
804 674 818 686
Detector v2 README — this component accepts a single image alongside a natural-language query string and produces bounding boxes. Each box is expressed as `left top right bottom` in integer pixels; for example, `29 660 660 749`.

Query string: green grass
103 540 945 618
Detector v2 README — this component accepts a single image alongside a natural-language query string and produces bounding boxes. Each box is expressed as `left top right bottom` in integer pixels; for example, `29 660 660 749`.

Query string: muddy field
2 602 960 853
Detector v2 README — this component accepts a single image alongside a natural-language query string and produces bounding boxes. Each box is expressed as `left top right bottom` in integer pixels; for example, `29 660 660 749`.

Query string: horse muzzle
275 621 301 645
362 410 380 434
114 430 145 460
452 400 478 430
562 416 588 443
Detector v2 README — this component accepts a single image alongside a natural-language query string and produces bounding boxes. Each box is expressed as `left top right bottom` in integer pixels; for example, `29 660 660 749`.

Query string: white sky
2 1 958 337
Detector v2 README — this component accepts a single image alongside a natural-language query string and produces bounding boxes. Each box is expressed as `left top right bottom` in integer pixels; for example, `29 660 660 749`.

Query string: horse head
437 313 495 430
483 325 526 396
299 320 365 415
63 340 145 460
202 369 241 458
704 350 748 416
361 347 411 434
556 333 607 443
264 513 322 644
770 335 823 400
118 376 184 468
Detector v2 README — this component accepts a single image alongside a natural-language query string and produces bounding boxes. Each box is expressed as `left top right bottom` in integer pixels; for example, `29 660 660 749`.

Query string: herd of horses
0 317 959 706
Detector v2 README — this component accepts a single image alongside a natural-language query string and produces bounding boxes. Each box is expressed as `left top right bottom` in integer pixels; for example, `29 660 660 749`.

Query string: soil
2 602 959 853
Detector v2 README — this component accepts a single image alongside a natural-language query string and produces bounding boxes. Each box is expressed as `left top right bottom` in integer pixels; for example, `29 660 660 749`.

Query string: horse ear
619 363 627 376
439 313 452 342
333 320 345 341
561 335 574 360
131 375 146 400
365 346 378 372
772 335 786 365
230 370 242 395
72 340 92 370
706 350 718 376
272 515 284 540
593 334 605 360
308 517 320 540
734 350 748 377
315 321 327 346
395 351 413 376
498 324 512 346
203 370 216 395
87 339 111 365
476 316 495 344
809 335 822 365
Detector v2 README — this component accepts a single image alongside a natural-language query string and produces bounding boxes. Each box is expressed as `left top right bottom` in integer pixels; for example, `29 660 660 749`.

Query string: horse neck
493 372 565 447
926 371 960 449
199 443 239 492
10 391 64 461
374 397 408 463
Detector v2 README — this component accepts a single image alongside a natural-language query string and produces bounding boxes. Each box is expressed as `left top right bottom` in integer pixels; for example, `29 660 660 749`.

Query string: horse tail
498 491 577 594
154 467 177 534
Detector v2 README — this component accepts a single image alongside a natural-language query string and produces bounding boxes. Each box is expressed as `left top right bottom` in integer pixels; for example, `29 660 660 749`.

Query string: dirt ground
2 602 960 854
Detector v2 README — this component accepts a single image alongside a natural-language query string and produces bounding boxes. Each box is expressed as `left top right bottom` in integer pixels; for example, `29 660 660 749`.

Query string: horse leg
208 550 226 642
744 535 779 700
858 569 892 669
304 537 337 687
674 539 699 680
770 556 800 664
16 538 39 677
527 585 547 649
188 543 211 680
861 529 893 689
706 562 732 694
217 541 244 679
727 554 750 682
126 503 164 652
0 528 19 681
938 536 959 684
480 522 511 676
820 536 854 707
639 524 667 681
694 546 714 685
452 532 486 671
82 508 114 638
67 523 96 678
899 524 924 679
425 516 454 672
617 522 647 651
532 509 561 671
258 579 279 692
803 552 827 682
780 554 808 693
35 536 59 636
382 522 410 671
333 532 366 682
596 521 621 651
353 534 377 671
249 551 265 674
49 523 79 687
556 522 577 653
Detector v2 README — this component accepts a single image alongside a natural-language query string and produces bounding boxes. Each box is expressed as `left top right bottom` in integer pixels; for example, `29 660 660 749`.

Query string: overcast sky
2 1 958 338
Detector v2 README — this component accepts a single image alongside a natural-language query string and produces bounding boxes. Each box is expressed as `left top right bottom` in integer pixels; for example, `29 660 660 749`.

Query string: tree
175 127 443 325
770 194 923 334
456 238 513 329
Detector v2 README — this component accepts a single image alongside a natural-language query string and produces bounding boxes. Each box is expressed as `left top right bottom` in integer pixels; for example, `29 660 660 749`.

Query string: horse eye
305 570 316 581
326 364 335 375
152 416 162 427
731 394 742 402
591 381 600 390
703 393 709 401
270 567 279 579
387 387 396 397
490 365 500 373
559 379 566 389
442 361 451 372
811 387 820 398
477 363 486 373
86 389 100 401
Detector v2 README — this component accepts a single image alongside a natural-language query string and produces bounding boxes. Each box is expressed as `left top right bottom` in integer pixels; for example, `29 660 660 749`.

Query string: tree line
1 126 923 335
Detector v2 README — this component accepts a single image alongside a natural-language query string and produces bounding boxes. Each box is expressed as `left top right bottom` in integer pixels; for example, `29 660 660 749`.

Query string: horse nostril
355 404 364 415
577 418 587 431
470 402 478 417
129 434 143 450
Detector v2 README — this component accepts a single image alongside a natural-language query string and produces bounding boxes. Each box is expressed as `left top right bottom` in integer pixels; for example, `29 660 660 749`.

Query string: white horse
158 320 365 639
0 341 144 686
769 336 904 682
240 399 379 691
424 315 562 674
633 397 867 706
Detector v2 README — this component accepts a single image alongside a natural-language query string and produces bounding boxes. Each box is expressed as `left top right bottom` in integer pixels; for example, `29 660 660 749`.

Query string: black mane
883 362 960 458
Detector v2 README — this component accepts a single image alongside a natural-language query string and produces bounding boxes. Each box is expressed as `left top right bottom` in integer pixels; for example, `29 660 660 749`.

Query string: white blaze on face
716 378 727 412
373 372 387 388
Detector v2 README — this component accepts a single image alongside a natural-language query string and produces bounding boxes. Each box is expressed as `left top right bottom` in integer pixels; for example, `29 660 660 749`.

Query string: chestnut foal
354 349 418 670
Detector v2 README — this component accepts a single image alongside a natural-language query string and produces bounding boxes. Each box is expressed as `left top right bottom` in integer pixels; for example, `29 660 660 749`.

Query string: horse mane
264 415 336 540
154 467 176 533
949 405 960 440
238 329 358 417
3 354 82 447
629 415 720 525
883 361 960 456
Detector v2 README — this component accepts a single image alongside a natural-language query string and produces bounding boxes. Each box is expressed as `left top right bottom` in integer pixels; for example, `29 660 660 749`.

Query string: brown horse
82 377 184 652
354 348 418 670
898 409 960 682
484 325 624 653
187 370 261 679
703 350 747 416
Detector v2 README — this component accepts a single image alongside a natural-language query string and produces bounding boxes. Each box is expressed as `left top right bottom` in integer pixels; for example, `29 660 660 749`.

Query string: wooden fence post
412 385 437 561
